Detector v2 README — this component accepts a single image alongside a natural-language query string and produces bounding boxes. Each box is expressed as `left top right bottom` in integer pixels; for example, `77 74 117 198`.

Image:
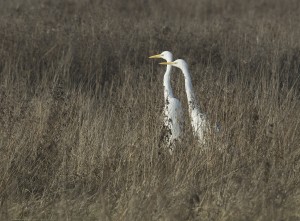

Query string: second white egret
160 59 209 143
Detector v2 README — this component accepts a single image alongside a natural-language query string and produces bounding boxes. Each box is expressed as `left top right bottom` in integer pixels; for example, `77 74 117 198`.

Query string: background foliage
0 0 300 220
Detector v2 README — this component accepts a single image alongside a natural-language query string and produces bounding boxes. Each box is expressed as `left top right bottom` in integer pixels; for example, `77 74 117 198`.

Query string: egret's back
190 108 208 143
165 97 183 140
161 97 183 152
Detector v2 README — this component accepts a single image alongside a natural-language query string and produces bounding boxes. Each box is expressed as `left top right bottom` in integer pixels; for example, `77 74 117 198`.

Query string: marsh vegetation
0 0 300 220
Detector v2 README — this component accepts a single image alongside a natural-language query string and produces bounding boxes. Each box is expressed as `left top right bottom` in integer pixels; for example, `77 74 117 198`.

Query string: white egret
149 51 183 153
160 59 209 143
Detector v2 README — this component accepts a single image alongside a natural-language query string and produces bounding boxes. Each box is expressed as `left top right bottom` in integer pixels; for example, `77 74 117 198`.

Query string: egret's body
149 52 183 152
160 59 208 143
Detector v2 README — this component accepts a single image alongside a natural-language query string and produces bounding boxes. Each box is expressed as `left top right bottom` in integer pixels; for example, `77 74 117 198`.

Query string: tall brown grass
0 0 300 220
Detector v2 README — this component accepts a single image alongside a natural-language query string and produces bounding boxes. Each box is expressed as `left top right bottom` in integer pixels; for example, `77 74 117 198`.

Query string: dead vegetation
0 0 300 220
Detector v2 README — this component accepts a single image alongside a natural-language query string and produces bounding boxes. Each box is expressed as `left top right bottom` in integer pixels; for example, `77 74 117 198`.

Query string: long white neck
163 65 174 99
181 66 199 112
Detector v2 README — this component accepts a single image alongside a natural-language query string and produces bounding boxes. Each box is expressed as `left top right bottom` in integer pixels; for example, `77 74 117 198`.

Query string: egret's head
149 51 173 62
159 59 188 70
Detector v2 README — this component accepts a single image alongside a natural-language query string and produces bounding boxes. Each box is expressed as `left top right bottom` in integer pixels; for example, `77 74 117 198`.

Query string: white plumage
160 59 209 144
149 51 183 152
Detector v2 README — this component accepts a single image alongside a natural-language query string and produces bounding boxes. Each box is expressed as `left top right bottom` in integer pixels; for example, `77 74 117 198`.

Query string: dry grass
0 0 300 220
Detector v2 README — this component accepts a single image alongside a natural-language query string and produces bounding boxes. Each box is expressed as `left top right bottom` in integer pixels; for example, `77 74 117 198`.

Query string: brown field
0 0 300 220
